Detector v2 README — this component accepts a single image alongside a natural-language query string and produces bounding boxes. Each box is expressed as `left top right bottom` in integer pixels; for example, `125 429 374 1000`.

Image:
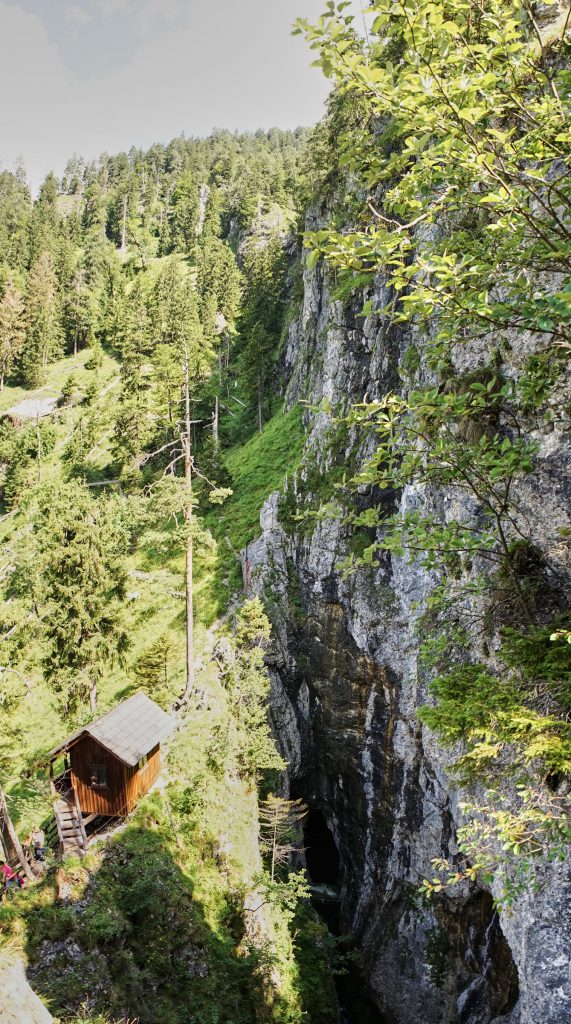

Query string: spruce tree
169 172 199 253
220 598 285 779
0 169 31 270
22 251 63 386
259 796 308 881
0 277 25 390
238 234 286 430
135 633 181 708
21 483 129 717
62 259 95 356
28 171 60 262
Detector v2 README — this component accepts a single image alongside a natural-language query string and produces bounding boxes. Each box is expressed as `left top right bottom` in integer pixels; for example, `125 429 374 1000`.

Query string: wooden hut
48 693 174 854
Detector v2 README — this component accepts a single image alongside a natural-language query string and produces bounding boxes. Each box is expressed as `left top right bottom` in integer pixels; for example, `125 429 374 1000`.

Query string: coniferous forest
0 3 570 1024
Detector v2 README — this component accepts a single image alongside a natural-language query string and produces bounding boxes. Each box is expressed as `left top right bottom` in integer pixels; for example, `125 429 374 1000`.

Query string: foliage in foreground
297 0 571 900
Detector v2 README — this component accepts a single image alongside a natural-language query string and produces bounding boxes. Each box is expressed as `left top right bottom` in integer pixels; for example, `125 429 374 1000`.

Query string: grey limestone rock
247 242 571 1023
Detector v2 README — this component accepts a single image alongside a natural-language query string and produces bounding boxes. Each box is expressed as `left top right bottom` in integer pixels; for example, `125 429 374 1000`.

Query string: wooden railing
72 784 88 853
49 766 88 855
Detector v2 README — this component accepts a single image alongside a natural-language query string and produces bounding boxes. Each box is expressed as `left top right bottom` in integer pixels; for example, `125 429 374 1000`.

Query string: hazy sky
0 0 361 190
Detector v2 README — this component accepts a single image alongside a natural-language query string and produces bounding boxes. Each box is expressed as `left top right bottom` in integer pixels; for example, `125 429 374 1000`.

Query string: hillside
0 3 570 1024
0 128 342 1024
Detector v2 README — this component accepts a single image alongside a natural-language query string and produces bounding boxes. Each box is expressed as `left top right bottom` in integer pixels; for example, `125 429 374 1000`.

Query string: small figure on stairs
27 825 46 862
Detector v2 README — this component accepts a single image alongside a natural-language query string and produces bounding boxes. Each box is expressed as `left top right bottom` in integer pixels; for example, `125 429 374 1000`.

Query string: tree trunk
121 195 128 259
35 415 42 484
0 786 34 881
89 677 97 713
272 815 277 882
74 277 81 356
183 345 195 702
213 394 219 445
257 372 263 433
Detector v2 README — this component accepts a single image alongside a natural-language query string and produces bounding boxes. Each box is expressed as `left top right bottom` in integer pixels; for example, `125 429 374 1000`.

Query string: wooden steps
52 793 88 857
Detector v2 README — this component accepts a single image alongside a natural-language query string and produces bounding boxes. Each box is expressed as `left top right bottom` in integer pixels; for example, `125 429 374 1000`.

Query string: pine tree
178 281 210 701
169 172 199 254
0 278 25 390
28 172 60 262
62 259 95 356
145 271 216 701
21 251 63 386
259 795 308 880
238 234 286 430
220 599 285 779
21 483 129 717
99 256 127 351
135 633 181 708
196 236 242 343
0 169 31 270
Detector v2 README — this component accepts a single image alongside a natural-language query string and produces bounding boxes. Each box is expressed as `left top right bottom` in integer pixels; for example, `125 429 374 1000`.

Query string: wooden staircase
50 770 88 858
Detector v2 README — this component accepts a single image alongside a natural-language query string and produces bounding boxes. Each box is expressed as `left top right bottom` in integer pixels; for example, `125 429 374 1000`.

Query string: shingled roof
49 692 175 767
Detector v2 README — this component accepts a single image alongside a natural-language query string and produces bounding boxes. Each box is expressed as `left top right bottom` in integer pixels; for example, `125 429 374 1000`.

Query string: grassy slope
0 669 307 1024
0 348 188 835
1 372 305 833
200 405 306 615
0 365 337 1024
222 405 305 552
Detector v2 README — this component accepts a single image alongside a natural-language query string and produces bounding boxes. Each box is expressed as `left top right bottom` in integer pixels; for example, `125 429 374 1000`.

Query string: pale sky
0 0 363 191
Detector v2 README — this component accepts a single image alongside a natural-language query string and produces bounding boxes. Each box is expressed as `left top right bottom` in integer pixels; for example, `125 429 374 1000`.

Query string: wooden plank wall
124 744 161 812
71 739 162 817
71 736 128 816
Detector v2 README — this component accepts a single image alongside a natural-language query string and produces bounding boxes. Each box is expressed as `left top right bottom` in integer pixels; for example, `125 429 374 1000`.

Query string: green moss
276 418 354 540
286 559 306 627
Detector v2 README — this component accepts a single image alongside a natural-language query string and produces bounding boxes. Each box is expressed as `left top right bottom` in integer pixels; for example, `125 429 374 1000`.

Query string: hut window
138 754 148 769
90 764 107 788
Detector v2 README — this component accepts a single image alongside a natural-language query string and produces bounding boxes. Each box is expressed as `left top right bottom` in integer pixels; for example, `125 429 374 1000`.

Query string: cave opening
303 808 341 886
301 806 388 1024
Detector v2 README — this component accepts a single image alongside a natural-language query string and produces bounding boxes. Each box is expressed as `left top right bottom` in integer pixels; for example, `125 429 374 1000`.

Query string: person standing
27 825 46 862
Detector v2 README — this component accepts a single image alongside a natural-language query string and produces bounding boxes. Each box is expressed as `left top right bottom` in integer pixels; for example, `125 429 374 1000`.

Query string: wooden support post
72 785 89 854
0 785 34 881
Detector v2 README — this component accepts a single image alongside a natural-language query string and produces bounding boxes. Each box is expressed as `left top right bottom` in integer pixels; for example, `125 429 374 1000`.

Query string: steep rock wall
247 248 571 1024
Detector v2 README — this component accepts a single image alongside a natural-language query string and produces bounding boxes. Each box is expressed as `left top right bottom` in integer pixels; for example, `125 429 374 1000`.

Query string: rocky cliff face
246 246 571 1024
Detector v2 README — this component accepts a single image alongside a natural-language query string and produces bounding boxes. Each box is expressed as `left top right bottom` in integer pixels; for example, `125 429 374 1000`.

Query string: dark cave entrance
302 807 387 1024
303 808 341 886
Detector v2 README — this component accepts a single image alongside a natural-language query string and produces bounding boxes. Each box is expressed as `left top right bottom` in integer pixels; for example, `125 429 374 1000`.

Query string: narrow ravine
303 807 388 1024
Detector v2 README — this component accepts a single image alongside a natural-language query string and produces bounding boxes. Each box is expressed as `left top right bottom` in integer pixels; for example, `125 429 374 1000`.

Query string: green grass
0 348 118 417
195 405 306 622
0 666 330 1024
1 388 305 797
214 405 305 552
1 400 305 831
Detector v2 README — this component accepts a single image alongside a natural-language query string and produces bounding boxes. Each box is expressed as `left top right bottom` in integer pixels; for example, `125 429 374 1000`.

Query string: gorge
0 2 569 1023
